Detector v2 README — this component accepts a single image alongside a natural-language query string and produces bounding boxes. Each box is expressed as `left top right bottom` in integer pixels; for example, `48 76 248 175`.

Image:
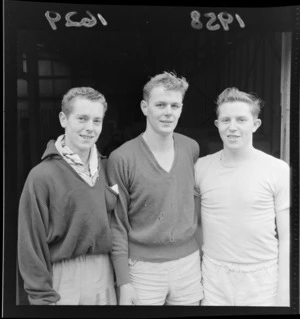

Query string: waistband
53 253 109 266
129 236 199 263
203 254 278 272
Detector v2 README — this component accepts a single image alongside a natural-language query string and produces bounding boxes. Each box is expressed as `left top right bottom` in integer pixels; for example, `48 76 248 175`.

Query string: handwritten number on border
191 11 245 31
45 10 108 30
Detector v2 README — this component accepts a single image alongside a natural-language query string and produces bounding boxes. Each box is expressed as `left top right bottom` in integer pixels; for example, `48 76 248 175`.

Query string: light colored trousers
129 250 203 305
52 254 117 305
201 254 278 306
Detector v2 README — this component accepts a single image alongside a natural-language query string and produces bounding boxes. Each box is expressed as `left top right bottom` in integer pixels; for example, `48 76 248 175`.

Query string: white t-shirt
194 149 290 264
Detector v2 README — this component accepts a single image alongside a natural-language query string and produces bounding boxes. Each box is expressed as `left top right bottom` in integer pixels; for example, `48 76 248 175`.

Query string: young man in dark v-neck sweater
107 72 203 305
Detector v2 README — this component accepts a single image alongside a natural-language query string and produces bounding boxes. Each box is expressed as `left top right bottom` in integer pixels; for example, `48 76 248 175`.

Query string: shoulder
196 151 220 164
175 133 198 146
194 152 220 186
108 136 141 164
256 150 289 171
23 159 58 191
174 133 199 153
195 151 220 171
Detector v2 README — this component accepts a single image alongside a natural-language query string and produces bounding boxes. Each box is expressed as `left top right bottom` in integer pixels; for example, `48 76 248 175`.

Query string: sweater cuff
112 255 130 287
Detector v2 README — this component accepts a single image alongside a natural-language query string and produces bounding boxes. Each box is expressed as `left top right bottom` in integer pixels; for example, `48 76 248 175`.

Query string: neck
79 151 90 167
221 146 256 164
65 142 91 166
142 129 174 152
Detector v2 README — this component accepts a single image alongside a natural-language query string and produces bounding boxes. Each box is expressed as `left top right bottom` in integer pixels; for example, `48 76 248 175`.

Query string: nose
228 120 237 131
164 104 173 116
85 119 94 131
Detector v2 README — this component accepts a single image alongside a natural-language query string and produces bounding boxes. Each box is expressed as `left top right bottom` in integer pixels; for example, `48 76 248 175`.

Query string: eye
78 117 85 122
94 119 102 125
221 118 230 123
238 118 247 122
156 103 165 108
171 104 181 109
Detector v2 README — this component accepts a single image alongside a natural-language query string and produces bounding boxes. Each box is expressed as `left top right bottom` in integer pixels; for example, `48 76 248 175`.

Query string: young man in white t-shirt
194 87 290 306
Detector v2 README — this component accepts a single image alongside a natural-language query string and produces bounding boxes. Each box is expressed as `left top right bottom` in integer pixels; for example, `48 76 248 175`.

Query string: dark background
4 1 299 317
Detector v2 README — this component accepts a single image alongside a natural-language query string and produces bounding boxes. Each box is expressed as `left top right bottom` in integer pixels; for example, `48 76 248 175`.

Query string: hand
119 283 140 305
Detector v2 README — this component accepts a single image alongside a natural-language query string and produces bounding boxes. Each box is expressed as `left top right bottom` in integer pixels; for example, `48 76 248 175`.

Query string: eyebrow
220 115 249 118
155 101 182 105
76 114 103 119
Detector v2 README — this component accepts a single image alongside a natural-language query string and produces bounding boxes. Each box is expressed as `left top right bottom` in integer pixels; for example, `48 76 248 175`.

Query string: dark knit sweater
18 140 118 305
107 133 200 286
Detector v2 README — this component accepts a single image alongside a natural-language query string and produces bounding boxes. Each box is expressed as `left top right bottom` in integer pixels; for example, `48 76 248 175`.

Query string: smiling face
214 101 261 153
141 86 183 137
59 97 105 158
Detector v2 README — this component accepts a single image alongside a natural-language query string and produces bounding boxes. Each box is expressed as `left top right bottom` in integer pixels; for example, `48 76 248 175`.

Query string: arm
194 195 203 250
194 159 203 251
18 171 60 305
274 161 290 306
275 209 290 306
106 152 140 305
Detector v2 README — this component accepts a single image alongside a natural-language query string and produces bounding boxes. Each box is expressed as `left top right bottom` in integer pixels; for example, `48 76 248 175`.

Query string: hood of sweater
41 139 106 161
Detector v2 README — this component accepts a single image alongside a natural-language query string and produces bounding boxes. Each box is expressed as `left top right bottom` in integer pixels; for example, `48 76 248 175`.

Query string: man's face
141 86 183 136
59 97 105 156
214 101 261 152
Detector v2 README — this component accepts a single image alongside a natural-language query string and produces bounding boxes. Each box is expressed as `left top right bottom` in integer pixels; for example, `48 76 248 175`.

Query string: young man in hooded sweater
107 72 203 306
18 87 118 305
195 87 290 306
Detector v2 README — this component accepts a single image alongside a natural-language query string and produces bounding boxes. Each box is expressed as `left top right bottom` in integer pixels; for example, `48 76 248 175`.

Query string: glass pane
40 101 54 110
17 101 28 126
53 62 70 76
17 100 28 111
38 60 52 76
53 79 71 97
22 59 27 73
39 79 53 97
17 79 28 97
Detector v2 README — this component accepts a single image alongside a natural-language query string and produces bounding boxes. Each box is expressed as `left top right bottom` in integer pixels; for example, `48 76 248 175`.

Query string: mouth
80 135 94 140
160 120 173 124
227 135 240 140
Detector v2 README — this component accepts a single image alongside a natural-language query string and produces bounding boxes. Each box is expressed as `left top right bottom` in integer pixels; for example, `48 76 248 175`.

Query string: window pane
53 62 70 76
17 79 28 97
53 79 71 97
38 60 52 76
17 100 28 111
39 79 53 97
23 59 27 73
17 101 28 126
40 101 54 110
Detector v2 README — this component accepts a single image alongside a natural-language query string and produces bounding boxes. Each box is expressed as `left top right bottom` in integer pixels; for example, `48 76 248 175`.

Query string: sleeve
194 159 201 198
192 139 200 164
101 158 119 212
106 151 132 287
18 170 60 305
274 161 290 214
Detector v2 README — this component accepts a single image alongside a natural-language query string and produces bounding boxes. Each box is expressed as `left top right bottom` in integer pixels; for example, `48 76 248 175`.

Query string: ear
214 120 219 128
59 112 67 128
253 118 262 132
140 100 148 116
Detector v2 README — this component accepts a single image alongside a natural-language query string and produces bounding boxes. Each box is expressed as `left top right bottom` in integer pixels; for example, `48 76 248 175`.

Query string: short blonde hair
216 87 263 118
61 87 107 117
143 71 189 101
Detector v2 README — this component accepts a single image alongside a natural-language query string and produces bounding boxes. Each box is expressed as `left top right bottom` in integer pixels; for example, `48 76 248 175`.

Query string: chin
160 130 174 136
224 142 240 149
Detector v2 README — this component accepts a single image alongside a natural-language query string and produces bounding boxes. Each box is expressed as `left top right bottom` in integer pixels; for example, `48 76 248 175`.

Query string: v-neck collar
139 133 177 175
